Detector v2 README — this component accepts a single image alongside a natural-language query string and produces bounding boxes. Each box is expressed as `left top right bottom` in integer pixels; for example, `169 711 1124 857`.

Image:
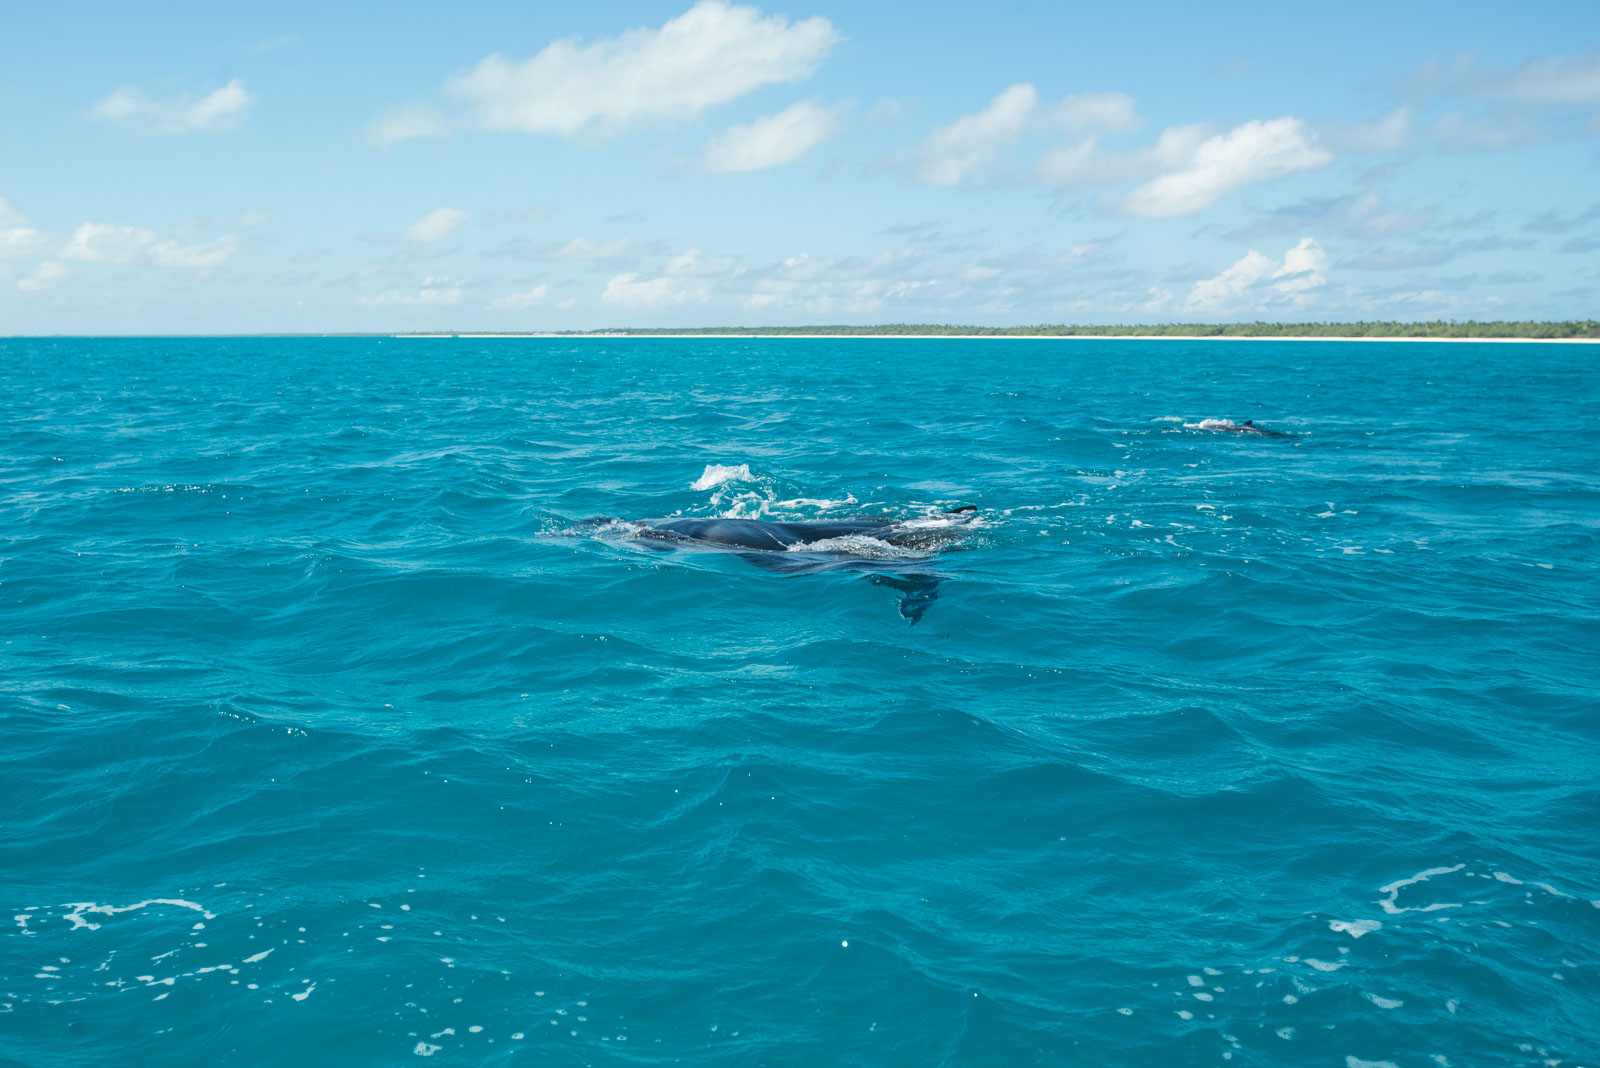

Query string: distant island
403 320 1599 340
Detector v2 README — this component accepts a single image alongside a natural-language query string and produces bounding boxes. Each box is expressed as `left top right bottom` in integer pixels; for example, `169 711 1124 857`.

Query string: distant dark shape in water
1185 418 1294 438
575 508 980 623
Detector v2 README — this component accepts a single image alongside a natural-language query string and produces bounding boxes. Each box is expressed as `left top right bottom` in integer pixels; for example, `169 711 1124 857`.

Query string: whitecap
691 464 755 491
1378 865 1464 914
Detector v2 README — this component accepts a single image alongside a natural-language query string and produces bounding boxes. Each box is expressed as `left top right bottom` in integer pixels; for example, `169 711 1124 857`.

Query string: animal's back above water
641 517 902 550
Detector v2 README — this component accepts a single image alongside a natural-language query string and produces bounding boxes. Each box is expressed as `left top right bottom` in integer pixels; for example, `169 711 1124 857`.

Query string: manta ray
574 508 979 623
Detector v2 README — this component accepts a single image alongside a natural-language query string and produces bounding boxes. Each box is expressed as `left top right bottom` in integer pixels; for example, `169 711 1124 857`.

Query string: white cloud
1 202 46 261
1228 192 1434 242
915 86 1143 187
1429 109 1540 152
742 248 937 312
667 248 737 275
0 227 45 259
601 272 710 307
489 284 549 309
151 236 237 268
913 83 1038 186
1034 123 1213 187
1112 117 1331 217
48 221 238 271
90 79 254 134
704 99 840 172
17 261 68 292
369 105 450 148
1326 106 1412 153
444 1 839 139
60 223 155 263
1048 92 1141 133
1186 237 1326 310
546 236 633 260
363 277 462 306
403 207 469 243
1494 54 1600 105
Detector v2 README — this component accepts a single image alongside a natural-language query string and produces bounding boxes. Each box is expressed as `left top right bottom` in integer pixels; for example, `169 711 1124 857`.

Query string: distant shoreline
393 320 1600 342
399 333 1600 343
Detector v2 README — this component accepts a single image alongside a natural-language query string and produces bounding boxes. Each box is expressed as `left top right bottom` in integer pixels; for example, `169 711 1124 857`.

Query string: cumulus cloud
489 284 549 309
1 197 46 260
403 207 469 243
704 99 841 172
53 222 236 270
1037 117 1331 217
17 261 69 292
913 84 1039 186
667 248 737 275
1325 106 1412 153
544 236 634 260
1186 237 1326 310
150 236 237 268
601 272 711 307
0 226 45 259
369 105 450 148
913 85 1143 187
90 79 254 134
444 1 838 139
60 223 155 263
1111 118 1331 217
1034 122 1212 188
1048 92 1141 133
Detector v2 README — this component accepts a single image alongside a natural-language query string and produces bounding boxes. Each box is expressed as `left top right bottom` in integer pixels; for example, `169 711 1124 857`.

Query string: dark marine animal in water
1186 418 1293 438
574 507 979 623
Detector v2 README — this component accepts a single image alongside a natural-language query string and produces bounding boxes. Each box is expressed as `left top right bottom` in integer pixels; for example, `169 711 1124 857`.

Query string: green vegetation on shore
548 320 1599 339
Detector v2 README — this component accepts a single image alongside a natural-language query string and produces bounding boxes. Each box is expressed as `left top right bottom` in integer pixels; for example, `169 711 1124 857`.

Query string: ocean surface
2 336 1597 1067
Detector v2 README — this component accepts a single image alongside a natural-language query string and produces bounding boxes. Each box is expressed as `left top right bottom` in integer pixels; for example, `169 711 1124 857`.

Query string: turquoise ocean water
2 337 1597 1066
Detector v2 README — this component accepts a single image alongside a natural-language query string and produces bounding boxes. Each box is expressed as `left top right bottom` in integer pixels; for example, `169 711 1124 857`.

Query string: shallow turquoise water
2 337 1597 1066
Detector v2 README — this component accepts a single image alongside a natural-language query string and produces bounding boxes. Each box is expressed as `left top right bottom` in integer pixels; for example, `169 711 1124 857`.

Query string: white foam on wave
63 899 215 932
1185 418 1239 430
899 513 986 532
691 464 755 491
774 495 857 511
1378 865 1465 915
1330 919 1381 938
785 535 924 560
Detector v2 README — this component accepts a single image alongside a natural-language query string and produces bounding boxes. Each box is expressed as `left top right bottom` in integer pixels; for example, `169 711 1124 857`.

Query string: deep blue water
2 337 1597 1067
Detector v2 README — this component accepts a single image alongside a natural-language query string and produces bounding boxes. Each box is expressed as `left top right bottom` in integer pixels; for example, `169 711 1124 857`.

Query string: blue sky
3 0 1598 332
